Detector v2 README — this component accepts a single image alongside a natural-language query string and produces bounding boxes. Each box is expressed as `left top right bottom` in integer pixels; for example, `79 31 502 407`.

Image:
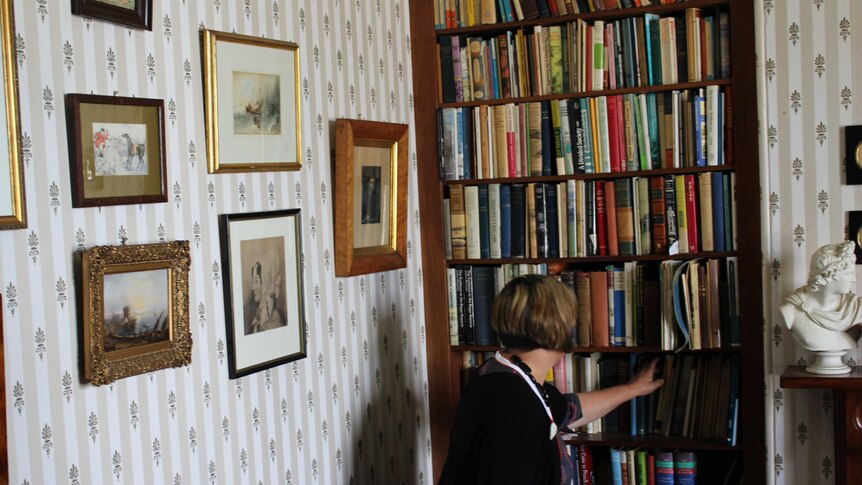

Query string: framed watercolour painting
0 0 25 229
334 119 408 276
219 209 306 378
71 0 153 30
65 94 167 207
202 29 301 173
82 241 192 385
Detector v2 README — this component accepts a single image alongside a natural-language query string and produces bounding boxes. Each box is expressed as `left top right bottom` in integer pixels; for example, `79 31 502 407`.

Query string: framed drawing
0 0 25 229
219 209 306 378
65 94 167 207
334 119 408 276
845 125 862 185
202 29 301 173
82 241 192 385
71 0 153 30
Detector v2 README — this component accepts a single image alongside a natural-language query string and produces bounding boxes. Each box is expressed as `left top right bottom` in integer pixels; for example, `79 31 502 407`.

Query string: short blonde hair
491 274 577 352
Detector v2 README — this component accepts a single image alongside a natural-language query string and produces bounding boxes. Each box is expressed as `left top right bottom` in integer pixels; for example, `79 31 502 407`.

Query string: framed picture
0 0 25 229
219 209 306 378
202 29 301 173
848 211 862 264
82 241 192 385
334 119 408 276
65 94 167 207
846 125 862 184
71 0 153 30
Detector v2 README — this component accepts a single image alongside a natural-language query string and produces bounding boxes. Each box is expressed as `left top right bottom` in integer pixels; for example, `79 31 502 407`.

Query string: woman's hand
627 358 664 397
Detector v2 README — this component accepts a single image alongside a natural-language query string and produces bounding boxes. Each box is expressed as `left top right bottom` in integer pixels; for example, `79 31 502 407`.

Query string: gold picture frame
82 241 192 385
202 29 301 173
0 0 25 229
334 119 408 276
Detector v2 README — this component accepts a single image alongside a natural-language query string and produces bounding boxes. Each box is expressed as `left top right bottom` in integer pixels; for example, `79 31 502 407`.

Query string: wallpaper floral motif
0 0 430 484
759 0 861 483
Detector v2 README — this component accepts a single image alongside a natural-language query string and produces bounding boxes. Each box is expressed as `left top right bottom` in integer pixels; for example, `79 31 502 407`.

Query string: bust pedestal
781 366 862 484
807 350 852 375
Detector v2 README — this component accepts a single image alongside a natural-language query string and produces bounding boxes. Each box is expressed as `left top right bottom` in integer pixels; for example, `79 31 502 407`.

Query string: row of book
439 87 732 181
434 0 692 30
444 173 736 262
551 353 740 446
439 7 728 102
567 447 701 485
447 257 740 350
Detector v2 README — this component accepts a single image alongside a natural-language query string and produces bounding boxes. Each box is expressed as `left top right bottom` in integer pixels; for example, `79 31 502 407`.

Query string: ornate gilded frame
82 241 192 385
334 119 408 276
202 29 302 173
0 0 25 229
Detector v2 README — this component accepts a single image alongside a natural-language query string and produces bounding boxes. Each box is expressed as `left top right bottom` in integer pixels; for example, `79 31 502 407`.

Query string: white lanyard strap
494 351 558 440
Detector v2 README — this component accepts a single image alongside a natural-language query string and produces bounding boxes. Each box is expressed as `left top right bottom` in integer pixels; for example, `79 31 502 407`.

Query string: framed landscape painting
202 29 301 173
0 0 25 229
334 119 408 276
82 241 192 385
65 94 167 207
219 209 306 378
71 0 153 30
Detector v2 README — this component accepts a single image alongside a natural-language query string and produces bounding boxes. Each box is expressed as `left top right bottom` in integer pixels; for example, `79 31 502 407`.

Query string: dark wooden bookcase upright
408 1 765 482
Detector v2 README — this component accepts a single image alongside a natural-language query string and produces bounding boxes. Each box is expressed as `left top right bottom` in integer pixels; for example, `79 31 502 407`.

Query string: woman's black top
438 357 583 484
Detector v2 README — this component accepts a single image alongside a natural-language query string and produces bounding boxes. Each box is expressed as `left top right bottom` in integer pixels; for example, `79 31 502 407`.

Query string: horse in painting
121 133 146 171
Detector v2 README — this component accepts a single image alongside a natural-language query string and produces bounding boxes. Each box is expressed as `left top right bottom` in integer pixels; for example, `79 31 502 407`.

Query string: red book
498 34 512 99
685 174 700 252
647 452 656 485
578 444 594 485
605 181 619 256
649 177 667 253
616 95 627 171
724 86 734 165
547 0 559 16
585 25 593 91
607 96 622 172
595 181 608 255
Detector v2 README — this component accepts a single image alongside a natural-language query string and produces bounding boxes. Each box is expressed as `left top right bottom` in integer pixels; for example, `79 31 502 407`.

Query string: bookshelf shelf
436 0 730 36
410 0 764 481
441 164 733 185
439 78 733 109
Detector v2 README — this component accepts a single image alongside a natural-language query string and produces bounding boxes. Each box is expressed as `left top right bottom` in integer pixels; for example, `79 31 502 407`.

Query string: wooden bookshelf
409 0 764 481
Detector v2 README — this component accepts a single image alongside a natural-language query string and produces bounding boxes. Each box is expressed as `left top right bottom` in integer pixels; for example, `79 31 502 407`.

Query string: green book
549 25 564 94
551 100 565 175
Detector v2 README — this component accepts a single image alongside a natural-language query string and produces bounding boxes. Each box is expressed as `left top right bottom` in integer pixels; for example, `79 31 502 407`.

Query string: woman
438 274 663 484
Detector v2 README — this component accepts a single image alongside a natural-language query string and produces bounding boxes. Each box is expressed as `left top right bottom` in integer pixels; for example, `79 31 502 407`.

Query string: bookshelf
408 0 764 482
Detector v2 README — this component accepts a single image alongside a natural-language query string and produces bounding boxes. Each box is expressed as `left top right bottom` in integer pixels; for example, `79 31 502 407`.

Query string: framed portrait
219 209 307 378
202 29 301 173
334 119 408 276
65 94 167 207
82 241 192 385
845 125 862 185
0 0 25 229
71 0 153 30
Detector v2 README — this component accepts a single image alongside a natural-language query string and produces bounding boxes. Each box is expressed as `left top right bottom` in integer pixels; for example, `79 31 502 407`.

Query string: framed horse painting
65 94 167 207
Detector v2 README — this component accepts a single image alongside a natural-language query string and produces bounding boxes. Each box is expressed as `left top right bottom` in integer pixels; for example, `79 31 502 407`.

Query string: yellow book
589 97 602 173
527 183 537 258
674 175 688 253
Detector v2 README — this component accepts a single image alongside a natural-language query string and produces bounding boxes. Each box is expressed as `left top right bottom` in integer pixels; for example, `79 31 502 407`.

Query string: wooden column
781 366 862 484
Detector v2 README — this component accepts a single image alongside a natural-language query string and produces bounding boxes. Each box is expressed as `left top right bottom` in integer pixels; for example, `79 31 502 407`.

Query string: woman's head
805 241 857 293
491 274 577 352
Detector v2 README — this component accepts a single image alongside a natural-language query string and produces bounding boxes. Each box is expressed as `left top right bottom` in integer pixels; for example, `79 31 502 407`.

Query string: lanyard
494 351 558 440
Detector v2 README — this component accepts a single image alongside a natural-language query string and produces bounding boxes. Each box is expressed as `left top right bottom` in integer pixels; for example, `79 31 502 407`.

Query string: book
698 173 714 251
465 185 481 258
673 451 697 485
449 185 467 259
615 178 635 255
649 177 667 253
478 184 491 258
500 184 512 258
510 183 527 257
489 184 502 258
590 270 610 347
575 271 593 345
472 266 498 345
605 181 619 256
447 268 458 345
545 183 560 258
595 181 608 256
684 174 699 252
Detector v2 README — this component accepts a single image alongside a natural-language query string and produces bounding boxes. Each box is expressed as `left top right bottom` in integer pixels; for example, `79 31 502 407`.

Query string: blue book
545 183 560 258
711 173 726 252
655 451 675 485
646 93 661 169
612 267 626 346
695 91 707 166
478 184 490 258
489 41 500 100
726 354 740 446
500 184 512 258
540 101 554 175
673 451 697 485
472 266 498 346
644 14 660 86
610 448 623 485
536 0 551 18
672 260 692 350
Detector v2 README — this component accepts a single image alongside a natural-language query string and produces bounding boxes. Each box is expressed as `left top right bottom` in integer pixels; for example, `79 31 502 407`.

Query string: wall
759 0 862 483
0 1 432 484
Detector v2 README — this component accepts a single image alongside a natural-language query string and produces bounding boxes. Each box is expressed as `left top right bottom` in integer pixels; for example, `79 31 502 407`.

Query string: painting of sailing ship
103 268 169 352
232 71 281 136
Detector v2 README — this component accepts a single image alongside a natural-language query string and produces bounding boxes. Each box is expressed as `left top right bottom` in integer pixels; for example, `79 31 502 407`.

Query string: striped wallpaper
0 0 432 484
758 0 862 483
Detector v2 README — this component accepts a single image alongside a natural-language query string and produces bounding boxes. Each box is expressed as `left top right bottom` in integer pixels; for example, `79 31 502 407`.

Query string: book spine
684 174 699 252
510 184 527 257
541 100 554 175
648 177 667 253
664 175 678 250
698 173 714 251
605 180 619 256
449 185 467 259
616 178 635 255
489 183 502 258
499 184 512 258
534 183 548 257
447 268 458 345
711 172 725 252
478 184 491 258
595 181 608 256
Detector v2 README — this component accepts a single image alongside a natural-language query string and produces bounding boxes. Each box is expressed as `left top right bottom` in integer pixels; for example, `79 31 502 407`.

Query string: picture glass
352 142 392 249
92 122 149 176
103 268 169 353
97 0 136 9
216 39 297 167
240 236 289 336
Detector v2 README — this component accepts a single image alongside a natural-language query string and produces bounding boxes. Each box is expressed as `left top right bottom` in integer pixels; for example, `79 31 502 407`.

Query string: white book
472 107 482 177
447 268 458 345
460 46 472 102
559 100 574 174
706 85 720 166
488 183 502 258
464 186 481 259
567 180 577 258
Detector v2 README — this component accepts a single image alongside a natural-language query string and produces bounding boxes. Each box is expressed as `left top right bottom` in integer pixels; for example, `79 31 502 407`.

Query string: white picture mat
353 145 392 249
229 216 302 370
216 40 297 166
0 20 11 216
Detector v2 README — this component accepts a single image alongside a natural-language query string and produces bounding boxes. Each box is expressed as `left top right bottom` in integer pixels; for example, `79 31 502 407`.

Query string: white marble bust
779 241 862 374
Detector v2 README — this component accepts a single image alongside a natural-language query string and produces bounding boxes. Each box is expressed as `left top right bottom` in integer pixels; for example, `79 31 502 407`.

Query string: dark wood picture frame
334 119 408 276
71 0 153 30
845 125 862 185
219 209 307 378
82 241 192 385
65 93 167 208
848 211 862 264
